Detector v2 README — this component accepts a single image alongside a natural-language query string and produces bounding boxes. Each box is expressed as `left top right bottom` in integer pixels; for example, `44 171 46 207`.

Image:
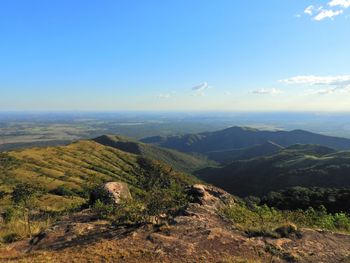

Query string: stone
90 182 132 205
186 184 233 207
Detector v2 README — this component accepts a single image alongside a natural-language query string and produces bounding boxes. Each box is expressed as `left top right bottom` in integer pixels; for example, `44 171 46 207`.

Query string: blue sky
1 0 350 111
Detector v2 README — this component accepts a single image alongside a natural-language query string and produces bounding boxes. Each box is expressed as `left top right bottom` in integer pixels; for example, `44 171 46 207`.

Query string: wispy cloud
281 75 350 85
191 82 212 97
157 93 172 99
281 75 350 95
302 0 350 21
192 82 210 92
252 88 282 95
304 5 315 15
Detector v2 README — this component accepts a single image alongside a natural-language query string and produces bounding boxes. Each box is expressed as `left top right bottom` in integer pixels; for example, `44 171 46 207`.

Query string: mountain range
141 126 350 155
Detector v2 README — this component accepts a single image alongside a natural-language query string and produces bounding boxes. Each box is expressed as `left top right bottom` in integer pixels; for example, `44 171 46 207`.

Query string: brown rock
90 181 132 205
187 184 233 207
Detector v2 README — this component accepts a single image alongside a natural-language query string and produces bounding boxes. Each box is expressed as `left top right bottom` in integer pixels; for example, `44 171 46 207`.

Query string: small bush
0 190 6 200
2 207 17 223
50 185 76 197
89 186 114 206
220 203 350 234
274 223 298 238
91 200 115 220
145 182 188 218
113 199 145 224
2 233 22 243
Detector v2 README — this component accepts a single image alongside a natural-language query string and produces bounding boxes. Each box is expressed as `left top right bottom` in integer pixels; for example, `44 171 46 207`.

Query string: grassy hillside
196 145 350 197
0 140 198 212
206 141 284 164
93 135 213 172
141 126 350 154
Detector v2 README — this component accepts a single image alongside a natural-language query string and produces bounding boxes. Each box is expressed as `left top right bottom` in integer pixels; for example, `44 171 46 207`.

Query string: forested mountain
196 145 350 197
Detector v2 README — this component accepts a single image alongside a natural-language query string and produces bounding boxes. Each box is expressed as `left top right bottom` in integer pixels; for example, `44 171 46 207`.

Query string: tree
11 183 41 235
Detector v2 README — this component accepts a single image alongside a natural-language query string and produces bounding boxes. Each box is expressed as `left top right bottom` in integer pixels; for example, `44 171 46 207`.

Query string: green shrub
11 183 43 236
3 207 17 223
91 198 145 224
0 190 6 200
220 203 350 234
11 183 42 206
2 233 21 243
333 213 350 231
49 185 76 197
113 199 145 224
145 181 189 217
89 186 114 206
91 200 115 220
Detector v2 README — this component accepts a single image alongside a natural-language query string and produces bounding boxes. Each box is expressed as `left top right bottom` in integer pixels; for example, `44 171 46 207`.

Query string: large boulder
186 184 233 208
90 182 132 205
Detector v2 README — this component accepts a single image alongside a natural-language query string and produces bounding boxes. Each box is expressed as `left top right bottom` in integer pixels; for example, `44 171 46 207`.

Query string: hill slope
0 139 198 212
196 145 350 197
93 135 213 172
206 141 284 163
141 126 350 154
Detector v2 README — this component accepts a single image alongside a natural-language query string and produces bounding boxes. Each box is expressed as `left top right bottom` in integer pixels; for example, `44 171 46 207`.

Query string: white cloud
304 5 315 15
329 0 350 8
281 75 350 95
302 1 350 21
281 75 350 86
314 9 343 20
252 88 282 95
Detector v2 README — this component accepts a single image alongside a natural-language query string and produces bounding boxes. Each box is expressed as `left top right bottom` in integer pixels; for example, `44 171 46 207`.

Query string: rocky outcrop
186 184 233 208
4 184 350 262
90 182 132 205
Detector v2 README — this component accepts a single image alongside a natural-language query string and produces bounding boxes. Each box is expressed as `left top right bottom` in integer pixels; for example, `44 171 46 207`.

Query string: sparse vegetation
90 158 192 225
220 203 350 235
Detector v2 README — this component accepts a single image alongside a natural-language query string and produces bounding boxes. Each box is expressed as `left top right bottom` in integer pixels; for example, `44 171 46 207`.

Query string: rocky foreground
1 185 350 263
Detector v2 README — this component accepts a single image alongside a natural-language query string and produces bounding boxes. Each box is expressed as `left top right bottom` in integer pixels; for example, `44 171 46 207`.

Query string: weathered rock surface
90 181 132 205
2 184 350 262
186 184 232 207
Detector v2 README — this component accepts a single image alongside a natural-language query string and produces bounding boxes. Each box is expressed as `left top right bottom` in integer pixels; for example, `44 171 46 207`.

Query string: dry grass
0 218 52 243
0 141 141 212
219 256 262 263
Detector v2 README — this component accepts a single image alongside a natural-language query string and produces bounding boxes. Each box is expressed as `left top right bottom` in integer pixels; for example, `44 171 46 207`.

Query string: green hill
93 135 213 172
195 145 350 197
0 139 198 212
